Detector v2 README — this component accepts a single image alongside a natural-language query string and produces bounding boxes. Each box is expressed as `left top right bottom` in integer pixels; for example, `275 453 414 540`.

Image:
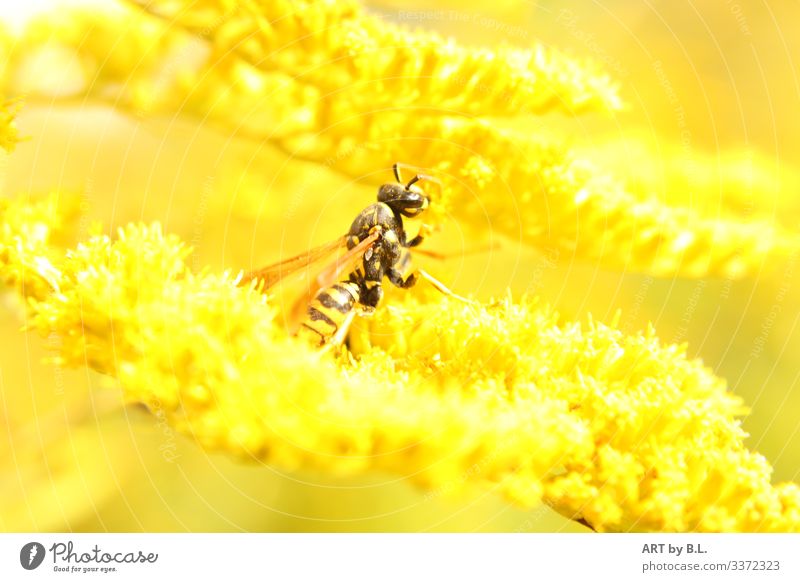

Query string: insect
240 163 464 347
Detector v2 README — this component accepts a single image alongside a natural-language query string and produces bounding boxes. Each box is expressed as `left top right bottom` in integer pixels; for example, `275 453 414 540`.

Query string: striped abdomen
298 281 361 346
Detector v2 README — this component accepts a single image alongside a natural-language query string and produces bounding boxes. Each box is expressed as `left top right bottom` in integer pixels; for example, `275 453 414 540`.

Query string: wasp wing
240 235 349 290
286 230 381 333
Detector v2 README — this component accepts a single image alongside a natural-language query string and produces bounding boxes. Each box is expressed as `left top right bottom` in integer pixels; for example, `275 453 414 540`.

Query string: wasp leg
405 223 433 248
361 281 384 310
388 268 417 289
320 310 358 354
413 240 500 259
416 268 474 303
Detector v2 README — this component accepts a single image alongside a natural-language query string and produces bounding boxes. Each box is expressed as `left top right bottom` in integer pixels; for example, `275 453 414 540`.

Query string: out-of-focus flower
0 96 19 152
130 0 623 116
3 1 797 277
574 132 800 230
0 93 15 199
1 194 798 532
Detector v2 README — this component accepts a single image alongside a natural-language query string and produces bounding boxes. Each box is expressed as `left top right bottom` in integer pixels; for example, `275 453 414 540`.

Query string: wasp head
378 165 431 218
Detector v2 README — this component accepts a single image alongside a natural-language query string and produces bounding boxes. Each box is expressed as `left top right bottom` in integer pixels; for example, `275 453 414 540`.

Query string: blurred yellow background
1 0 798 531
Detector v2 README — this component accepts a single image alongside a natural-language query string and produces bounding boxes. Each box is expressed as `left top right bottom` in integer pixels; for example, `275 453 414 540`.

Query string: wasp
240 163 464 346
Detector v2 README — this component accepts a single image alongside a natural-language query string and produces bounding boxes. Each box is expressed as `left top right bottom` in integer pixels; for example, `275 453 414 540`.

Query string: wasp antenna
393 162 402 183
405 174 422 190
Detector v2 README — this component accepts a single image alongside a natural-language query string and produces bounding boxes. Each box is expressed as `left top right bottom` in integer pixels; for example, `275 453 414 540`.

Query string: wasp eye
378 183 405 203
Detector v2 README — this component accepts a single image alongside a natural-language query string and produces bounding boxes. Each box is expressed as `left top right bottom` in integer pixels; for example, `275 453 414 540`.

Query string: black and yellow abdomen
298 282 361 345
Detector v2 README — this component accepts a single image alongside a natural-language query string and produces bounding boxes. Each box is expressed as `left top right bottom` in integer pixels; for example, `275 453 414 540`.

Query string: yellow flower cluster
0 95 19 152
129 0 622 117
0 3 188 105
3 2 796 277
575 132 800 230
0 193 65 300
2 195 798 532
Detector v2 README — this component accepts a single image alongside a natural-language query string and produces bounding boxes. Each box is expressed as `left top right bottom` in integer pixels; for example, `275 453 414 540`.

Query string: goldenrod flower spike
2 198 798 532
6 6 797 279
126 0 622 116
352 292 800 532
575 134 800 229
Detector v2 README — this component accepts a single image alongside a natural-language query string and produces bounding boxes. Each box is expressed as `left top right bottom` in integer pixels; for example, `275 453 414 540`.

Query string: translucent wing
286 230 381 332
240 235 348 290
